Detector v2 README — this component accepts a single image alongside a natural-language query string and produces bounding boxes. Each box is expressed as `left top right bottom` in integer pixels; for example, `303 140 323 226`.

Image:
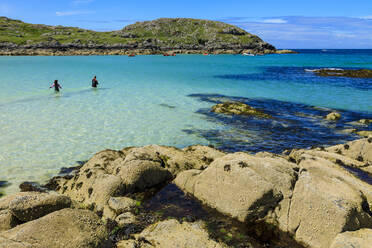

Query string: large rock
117 219 225 248
325 112 341 121
52 145 222 213
287 152 372 248
330 229 372 248
0 208 111 248
175 152 296 223
8 192 71 222
211 101 272 118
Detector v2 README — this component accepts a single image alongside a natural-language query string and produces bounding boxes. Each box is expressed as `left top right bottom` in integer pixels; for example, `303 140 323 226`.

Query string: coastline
0 48 297 56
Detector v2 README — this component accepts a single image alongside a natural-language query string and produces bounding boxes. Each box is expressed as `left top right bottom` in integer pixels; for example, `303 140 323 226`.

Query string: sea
0 49 371 194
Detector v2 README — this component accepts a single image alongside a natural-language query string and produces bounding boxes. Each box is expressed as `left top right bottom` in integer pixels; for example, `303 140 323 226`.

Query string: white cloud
56 10 94 16
261 18 287 24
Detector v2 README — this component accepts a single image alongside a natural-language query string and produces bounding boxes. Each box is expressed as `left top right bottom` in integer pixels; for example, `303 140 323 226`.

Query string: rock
287 152 372 248
326 137 372 164
115 212 137 228
8 192 71 222
326 112 341 121
108 196 137 215
0 210 21 232
54 145 221 213
211 101 272 118
0 208 111 248
19 181 49 192
356 130 372 137
122 219 225 248
275 49 298 54
175 152 296 223
358 119 372 125
330 229 372 248
314 68 372 78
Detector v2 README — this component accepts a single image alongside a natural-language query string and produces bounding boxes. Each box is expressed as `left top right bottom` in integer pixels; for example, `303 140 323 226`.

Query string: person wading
92 76 99 88
50 80 62 92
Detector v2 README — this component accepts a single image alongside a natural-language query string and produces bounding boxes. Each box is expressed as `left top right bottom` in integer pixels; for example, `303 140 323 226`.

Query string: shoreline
0 49 297 56
1 136 371 248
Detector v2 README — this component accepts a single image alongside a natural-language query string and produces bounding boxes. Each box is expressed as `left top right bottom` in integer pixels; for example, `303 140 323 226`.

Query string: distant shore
0 48 297 56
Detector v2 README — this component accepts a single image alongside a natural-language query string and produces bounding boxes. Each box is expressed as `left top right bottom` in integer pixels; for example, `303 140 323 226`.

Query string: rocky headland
1 136 372 248
0 17 297 56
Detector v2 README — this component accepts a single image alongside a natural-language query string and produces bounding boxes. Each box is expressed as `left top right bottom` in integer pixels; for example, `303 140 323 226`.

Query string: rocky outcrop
48 145 224 218
0 208 110 248
0 191 71 231
211 101 272 118
314 68 372 78
117 219 225 248
175 138 372 248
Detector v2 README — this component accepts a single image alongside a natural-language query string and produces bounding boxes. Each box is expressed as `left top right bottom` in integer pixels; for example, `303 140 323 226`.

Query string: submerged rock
358 119 372 125
211 101 272 118
0 208 111 248
325 112 341 121
314 68 372 78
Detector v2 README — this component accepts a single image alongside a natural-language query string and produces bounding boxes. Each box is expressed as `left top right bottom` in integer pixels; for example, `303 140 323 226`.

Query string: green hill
0 17 276 55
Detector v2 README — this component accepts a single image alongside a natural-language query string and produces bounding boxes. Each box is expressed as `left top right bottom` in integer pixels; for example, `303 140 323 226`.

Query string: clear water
0 50 371 194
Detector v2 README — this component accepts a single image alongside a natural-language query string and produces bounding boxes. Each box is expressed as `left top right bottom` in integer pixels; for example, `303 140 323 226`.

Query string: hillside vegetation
0 17 276 55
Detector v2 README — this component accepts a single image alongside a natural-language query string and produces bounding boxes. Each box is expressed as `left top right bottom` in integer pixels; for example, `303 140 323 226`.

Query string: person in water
49 80 62 92
92 76 99 88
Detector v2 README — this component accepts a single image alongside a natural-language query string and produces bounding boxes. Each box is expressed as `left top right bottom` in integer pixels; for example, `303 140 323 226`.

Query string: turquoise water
0 51 372 194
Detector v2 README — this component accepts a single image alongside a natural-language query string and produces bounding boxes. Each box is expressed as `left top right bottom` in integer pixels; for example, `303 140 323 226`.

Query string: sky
0 0 372 49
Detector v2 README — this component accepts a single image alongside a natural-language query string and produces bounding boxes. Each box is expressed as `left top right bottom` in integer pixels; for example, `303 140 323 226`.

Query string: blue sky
1 0 372 48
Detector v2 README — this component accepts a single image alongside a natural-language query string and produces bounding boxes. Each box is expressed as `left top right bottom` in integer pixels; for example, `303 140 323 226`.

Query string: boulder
175 152 296 223
330 229 372 248
117 219 225 248
287 153 372 248
0 208 110 248
108 196 137 215
8 192 71 222
211 101 272 118
54 145 221 212
326 112 341 121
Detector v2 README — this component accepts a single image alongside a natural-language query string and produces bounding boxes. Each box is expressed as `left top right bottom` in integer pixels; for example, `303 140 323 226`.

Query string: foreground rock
175 138 372 248
117 219 225 248
314 68 372 78
48 145 224 217
0 208 110 248
0 191 71 231
211 101 272 118
330 229 372 248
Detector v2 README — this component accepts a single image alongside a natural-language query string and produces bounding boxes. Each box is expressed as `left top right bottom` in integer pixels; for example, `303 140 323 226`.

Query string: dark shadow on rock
185 93 372 153
140 183 305 248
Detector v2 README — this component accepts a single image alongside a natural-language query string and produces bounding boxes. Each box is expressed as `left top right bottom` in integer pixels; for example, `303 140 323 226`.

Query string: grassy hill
0 17 276 55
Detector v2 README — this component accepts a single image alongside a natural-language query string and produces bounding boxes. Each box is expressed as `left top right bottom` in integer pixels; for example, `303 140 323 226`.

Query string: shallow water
0 50 371 194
